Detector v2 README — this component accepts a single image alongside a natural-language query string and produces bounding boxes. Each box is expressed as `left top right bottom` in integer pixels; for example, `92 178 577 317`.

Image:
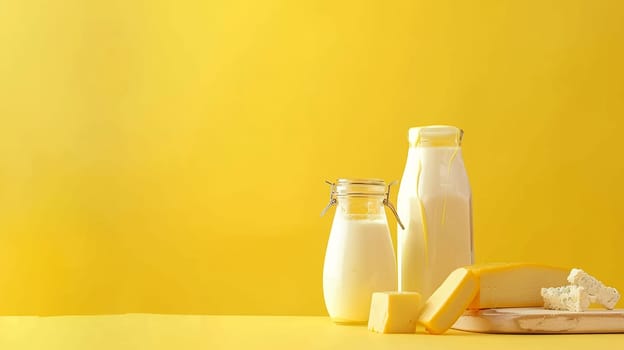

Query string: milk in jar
321 179 403 324
397 126 473 300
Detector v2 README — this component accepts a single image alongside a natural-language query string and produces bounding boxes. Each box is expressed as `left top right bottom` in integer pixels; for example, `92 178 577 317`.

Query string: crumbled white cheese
541 285 590 312
597 286 620 310
567 268 620 310
568 269 602 295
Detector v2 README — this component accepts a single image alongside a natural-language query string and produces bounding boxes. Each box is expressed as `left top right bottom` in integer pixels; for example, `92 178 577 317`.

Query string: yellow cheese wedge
418 267 478 334
368 292 422 333
466 263 569 309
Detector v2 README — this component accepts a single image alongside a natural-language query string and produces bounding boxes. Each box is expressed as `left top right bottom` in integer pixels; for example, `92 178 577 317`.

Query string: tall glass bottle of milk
321 179 403 324
397 125 473 300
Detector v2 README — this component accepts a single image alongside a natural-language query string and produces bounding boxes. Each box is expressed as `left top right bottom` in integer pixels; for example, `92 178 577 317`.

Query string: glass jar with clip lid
320 178 404 324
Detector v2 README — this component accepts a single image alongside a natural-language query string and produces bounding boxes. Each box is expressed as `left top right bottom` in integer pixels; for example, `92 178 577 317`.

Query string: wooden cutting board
452 307 624 334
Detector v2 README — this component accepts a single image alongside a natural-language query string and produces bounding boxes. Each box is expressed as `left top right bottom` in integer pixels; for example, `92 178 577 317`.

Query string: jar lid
321 179 404 229
334 178 386 197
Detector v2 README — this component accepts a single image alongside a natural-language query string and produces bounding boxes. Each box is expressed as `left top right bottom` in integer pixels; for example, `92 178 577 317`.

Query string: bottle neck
408 125 463 148
410 139 462 148
406 145 465 172
336 196 386 218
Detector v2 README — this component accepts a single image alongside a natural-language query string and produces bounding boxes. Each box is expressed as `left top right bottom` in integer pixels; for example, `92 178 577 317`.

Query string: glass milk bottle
321 179 404 324
397 125 473 300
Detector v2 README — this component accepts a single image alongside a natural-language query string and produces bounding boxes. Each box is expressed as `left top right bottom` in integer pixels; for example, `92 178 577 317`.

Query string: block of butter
368 292 422 333
418 267 478 334
466 263 569 309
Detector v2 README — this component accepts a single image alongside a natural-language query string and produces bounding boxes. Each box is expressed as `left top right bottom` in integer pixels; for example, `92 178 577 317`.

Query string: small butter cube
367 292 422 333
418 267 478 334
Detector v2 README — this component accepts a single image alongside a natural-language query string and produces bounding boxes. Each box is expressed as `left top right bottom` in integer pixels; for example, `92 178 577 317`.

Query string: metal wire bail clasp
384 180 405 230
320 180 337 217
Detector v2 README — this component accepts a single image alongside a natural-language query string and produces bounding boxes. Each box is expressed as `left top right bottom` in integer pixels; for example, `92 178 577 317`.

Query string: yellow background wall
1 0 623 315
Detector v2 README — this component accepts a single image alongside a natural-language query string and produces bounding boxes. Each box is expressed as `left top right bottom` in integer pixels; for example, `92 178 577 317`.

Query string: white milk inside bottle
397 126 473 300
321 179 402 324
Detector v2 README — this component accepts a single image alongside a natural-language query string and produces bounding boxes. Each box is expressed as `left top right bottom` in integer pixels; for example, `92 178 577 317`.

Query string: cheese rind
466 263 569 309
367 292 422 333
418 267 478 334
541 285 590 312
567 268 620 309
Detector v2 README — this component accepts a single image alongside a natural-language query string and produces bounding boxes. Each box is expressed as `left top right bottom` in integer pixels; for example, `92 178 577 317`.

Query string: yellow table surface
1 314 623 349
